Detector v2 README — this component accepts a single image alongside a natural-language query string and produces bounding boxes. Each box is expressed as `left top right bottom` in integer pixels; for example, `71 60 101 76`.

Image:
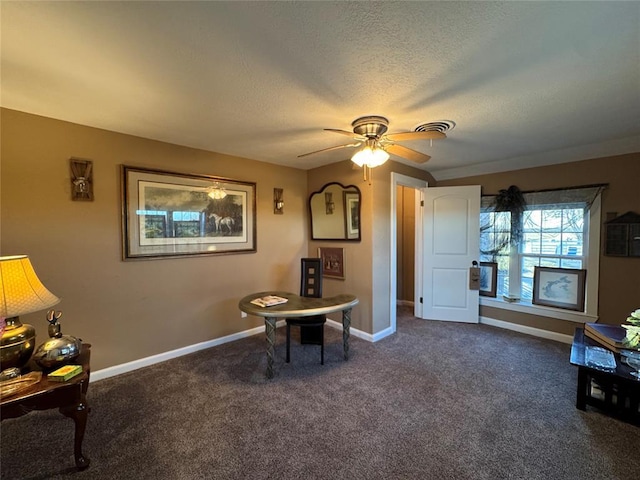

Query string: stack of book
584 323 627 353
250 295 288 307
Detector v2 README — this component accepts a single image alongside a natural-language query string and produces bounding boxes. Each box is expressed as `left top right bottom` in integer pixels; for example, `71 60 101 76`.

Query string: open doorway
389 173 427 333
390 178 482 331
396 185 418 306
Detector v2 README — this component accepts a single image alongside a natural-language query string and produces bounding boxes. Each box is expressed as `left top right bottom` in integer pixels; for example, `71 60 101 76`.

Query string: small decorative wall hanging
318 247 344 279
70 158 94 201
273 188 284 214
325 192 334 214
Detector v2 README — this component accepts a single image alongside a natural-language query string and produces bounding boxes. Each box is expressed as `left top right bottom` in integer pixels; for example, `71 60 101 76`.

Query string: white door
421 185 480 323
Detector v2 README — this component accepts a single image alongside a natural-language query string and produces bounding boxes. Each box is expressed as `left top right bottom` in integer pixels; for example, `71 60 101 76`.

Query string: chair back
300 258 322 298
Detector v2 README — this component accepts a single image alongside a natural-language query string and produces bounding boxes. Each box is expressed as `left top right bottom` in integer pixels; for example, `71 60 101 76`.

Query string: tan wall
308 160 433 334
371 162 433 333
396 186 404 301
438 152 640 332
307 161 373 332
396 185 415 302
9 105 627 369
1 109 309 370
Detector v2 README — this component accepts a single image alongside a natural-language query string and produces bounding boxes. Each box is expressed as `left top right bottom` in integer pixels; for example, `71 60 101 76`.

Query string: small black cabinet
604 212 640 257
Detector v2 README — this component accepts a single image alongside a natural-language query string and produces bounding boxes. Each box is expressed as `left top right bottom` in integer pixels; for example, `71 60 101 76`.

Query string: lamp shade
351 146 390 168
0 255 60 318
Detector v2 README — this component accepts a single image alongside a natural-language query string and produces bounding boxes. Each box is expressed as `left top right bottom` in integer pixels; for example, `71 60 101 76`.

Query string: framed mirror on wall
309 182 361 241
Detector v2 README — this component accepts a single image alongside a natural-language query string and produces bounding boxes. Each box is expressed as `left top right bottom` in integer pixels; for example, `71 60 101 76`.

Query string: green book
48 364 82 382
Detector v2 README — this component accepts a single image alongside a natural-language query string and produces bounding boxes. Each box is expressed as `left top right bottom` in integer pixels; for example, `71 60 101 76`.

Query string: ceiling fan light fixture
351 146 389 168
300 115 440 166
351 139 389 168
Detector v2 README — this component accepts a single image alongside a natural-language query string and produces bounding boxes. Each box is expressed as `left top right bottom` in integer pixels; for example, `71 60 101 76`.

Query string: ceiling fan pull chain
363 165 373 185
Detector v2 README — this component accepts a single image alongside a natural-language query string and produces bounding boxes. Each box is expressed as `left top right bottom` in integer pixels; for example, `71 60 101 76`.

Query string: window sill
480 296 598 323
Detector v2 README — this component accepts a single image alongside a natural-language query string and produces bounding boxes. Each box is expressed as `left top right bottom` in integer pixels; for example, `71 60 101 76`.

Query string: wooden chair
286 258 326 365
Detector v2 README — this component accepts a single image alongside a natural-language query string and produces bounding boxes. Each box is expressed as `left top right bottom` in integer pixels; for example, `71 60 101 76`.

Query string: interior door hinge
420 200 424 207
419 297 423 304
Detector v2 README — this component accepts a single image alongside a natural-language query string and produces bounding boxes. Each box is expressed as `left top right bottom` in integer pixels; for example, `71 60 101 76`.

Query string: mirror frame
309 182 361 241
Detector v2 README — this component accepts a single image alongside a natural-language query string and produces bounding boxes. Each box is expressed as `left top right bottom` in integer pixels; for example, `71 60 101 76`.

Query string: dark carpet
2 306 639 480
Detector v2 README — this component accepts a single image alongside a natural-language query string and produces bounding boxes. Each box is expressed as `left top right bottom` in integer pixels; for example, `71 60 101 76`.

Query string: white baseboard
326 319 373 342
92 316 570 383
92 320 281 382
92 320 370 382
372 326 395 342
480 316 573 344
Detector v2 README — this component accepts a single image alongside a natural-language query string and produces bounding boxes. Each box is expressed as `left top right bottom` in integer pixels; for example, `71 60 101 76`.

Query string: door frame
389 172 428 333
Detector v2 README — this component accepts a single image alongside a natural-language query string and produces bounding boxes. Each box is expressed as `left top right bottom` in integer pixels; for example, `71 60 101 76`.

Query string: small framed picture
479 262 498 297
318 247 345 279
343 191 360 240
532 266 587 311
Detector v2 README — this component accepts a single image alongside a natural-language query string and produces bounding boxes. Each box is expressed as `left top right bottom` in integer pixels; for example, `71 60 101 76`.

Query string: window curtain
480 184 607 257
481 184 607 211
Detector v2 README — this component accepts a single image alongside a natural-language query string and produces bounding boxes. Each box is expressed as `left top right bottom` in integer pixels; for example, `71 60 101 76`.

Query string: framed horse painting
121 165 256 259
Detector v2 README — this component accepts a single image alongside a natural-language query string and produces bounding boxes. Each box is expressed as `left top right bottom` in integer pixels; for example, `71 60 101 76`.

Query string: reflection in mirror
310 182 361 241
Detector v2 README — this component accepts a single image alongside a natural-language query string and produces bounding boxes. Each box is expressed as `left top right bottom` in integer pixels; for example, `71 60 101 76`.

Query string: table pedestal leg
342 308 352 360
265 318 277 379
60 394 90 470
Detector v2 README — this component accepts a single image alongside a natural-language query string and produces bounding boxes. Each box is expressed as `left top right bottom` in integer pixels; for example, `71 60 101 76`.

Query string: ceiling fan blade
298 143 361 158
385 144 431 163
324 129 367 140
384 131 446 141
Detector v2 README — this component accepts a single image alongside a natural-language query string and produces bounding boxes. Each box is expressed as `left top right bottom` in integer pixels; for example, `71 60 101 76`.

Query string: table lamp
0 255 60 370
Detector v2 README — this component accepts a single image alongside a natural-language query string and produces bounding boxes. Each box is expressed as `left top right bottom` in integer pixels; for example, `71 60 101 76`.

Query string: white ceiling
2 2 639 180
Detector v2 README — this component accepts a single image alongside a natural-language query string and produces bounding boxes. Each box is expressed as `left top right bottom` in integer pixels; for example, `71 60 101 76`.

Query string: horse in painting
209 213 235 234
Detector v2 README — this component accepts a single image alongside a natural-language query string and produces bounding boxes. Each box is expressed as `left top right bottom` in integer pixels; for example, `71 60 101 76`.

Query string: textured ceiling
2 2 639 179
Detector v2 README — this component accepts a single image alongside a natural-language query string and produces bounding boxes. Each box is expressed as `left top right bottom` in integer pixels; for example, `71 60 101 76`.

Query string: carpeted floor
1 306 639 480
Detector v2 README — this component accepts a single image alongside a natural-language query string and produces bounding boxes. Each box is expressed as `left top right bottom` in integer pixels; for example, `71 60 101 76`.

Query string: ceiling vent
413 120 456 134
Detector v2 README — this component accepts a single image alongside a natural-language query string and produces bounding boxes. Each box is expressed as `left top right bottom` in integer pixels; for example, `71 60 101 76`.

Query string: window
480 186 604 317
480 210 510 297
520 207 584 301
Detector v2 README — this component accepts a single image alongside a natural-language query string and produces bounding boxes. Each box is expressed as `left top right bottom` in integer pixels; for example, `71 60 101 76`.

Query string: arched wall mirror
309 182 361 241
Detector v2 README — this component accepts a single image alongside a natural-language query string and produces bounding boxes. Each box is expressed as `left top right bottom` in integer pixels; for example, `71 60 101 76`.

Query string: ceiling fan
298 115 446 166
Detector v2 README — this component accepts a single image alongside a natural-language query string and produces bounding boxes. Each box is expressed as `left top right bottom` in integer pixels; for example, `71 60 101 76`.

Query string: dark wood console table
0 343 92 470
239 291 358 378
570 329 639 425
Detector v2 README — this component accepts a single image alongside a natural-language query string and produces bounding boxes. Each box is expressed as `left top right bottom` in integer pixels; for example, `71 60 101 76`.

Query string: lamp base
0 317 36 370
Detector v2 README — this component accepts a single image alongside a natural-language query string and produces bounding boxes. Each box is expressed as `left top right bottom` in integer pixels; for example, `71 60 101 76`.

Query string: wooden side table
0 343 92 470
